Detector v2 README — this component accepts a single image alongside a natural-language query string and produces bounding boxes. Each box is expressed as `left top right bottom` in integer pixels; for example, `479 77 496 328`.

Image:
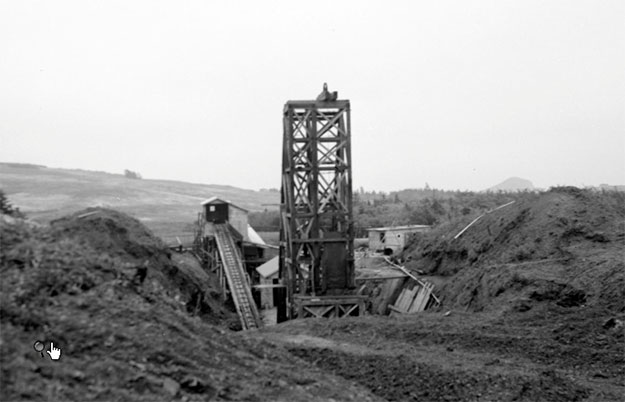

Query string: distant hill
484 177 535 192
0 163 279 238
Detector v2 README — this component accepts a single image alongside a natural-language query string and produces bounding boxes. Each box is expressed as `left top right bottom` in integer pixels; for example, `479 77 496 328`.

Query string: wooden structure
295 295 366 318
389 281 436 315
280 84 362 318
383 256 440 314
213 224 262 329
197 197 267 275
368 225 431 254
194 197 270 330
202 197 249 240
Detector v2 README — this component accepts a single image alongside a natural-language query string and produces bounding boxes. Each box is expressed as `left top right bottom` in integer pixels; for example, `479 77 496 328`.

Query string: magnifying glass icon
33 341 45 358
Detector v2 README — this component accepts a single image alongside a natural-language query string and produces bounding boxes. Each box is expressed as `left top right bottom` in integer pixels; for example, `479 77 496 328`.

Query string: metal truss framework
280 98 355 313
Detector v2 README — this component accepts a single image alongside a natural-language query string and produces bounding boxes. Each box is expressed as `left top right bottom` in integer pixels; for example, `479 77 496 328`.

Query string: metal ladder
214 224 262 330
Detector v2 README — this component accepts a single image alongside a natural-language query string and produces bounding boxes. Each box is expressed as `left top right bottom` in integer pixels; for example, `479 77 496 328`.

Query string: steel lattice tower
280 87 355 315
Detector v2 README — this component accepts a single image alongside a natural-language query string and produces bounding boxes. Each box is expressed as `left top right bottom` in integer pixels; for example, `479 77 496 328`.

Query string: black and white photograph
1 1 623 401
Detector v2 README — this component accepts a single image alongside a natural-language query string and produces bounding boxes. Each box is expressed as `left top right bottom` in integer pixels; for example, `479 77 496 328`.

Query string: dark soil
288 347 588 402
261 309 623 402
0 208 377 402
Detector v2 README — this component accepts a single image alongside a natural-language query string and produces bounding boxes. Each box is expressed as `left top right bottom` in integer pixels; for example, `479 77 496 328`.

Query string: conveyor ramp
214 224 262 330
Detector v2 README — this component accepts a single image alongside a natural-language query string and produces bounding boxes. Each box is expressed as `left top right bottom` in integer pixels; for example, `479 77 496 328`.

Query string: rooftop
255 256 279 278
200 196 248 212
367 225 431 232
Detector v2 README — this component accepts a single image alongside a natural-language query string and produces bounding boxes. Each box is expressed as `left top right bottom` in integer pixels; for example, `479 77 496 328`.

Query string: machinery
279 84 366 319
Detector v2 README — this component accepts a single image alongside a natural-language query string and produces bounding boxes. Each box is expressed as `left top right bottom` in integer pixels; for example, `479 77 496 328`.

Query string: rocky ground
1 187 624 401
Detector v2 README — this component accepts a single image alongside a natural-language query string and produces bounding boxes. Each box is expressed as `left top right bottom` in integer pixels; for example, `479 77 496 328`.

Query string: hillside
402 187 625 314
485 177 535 192
0 209 376 402
0 163 279 238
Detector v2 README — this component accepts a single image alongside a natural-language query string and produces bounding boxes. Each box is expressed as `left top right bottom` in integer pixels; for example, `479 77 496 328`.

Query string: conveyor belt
214 224 262 330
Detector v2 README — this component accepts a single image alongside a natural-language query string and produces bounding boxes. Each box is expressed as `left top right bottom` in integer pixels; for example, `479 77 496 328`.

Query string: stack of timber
214 224 263 330
389 281 438 315
379 256 439 315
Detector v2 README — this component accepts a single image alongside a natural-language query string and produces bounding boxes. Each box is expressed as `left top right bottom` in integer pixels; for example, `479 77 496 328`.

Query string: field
1 173 623 401
0 163 279 240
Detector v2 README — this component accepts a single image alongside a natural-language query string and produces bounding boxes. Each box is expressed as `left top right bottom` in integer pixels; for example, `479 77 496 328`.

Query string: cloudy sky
1 1 623 191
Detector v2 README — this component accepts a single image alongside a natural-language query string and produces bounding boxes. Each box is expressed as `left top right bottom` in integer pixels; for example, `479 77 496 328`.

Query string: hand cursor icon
47 342 61 360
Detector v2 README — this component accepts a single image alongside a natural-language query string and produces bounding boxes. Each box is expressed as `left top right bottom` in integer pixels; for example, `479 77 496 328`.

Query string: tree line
249 188 540 237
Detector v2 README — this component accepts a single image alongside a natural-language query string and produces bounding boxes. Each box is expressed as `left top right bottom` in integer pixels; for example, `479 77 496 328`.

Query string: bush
0 190 25 217
123 169 142 179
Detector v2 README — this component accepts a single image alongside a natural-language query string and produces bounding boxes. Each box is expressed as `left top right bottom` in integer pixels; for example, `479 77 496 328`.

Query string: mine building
367 225 431 254
195 197 270 318
202 196 251 240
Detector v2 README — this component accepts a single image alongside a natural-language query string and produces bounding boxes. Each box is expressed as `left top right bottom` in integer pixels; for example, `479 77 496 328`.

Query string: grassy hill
0 163 279 240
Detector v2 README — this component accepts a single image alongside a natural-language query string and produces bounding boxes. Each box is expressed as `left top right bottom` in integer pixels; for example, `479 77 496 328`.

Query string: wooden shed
367 225 431 254
201 196 249 240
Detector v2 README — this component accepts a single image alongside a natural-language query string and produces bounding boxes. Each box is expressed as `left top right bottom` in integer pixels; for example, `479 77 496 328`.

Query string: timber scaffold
280 84 365 319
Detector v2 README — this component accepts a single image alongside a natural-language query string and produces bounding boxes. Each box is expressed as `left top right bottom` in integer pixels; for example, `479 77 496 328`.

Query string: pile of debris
0 208 376 402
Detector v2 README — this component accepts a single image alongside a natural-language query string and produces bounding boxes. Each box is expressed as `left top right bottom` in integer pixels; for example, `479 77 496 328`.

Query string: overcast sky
1 1 623 192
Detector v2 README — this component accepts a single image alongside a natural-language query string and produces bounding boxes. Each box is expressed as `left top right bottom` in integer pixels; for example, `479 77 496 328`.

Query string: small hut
367 225 430 254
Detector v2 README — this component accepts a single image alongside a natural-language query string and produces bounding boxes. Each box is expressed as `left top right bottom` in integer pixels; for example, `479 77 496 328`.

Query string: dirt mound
46 208 233 323
50 207 167 260
0 209 377 401
403 188 625 313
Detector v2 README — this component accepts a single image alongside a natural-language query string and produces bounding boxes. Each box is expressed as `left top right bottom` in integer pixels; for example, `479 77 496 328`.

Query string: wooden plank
453 214 485 240
389 305 407 314
381 258 440 308
418 283 432 311
407 286 423 313
402 287 417 311
383 257 428 287
340 304 359 316
410 287 427 313
409 286 426 313
401 288 414 311
391 292 403 313
414 283 433 312
388 295 403 311
252 284 287 289
454 201 516 240
420 286 433 311
374 277 401 315
394 289 409 311
303 305 335 318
